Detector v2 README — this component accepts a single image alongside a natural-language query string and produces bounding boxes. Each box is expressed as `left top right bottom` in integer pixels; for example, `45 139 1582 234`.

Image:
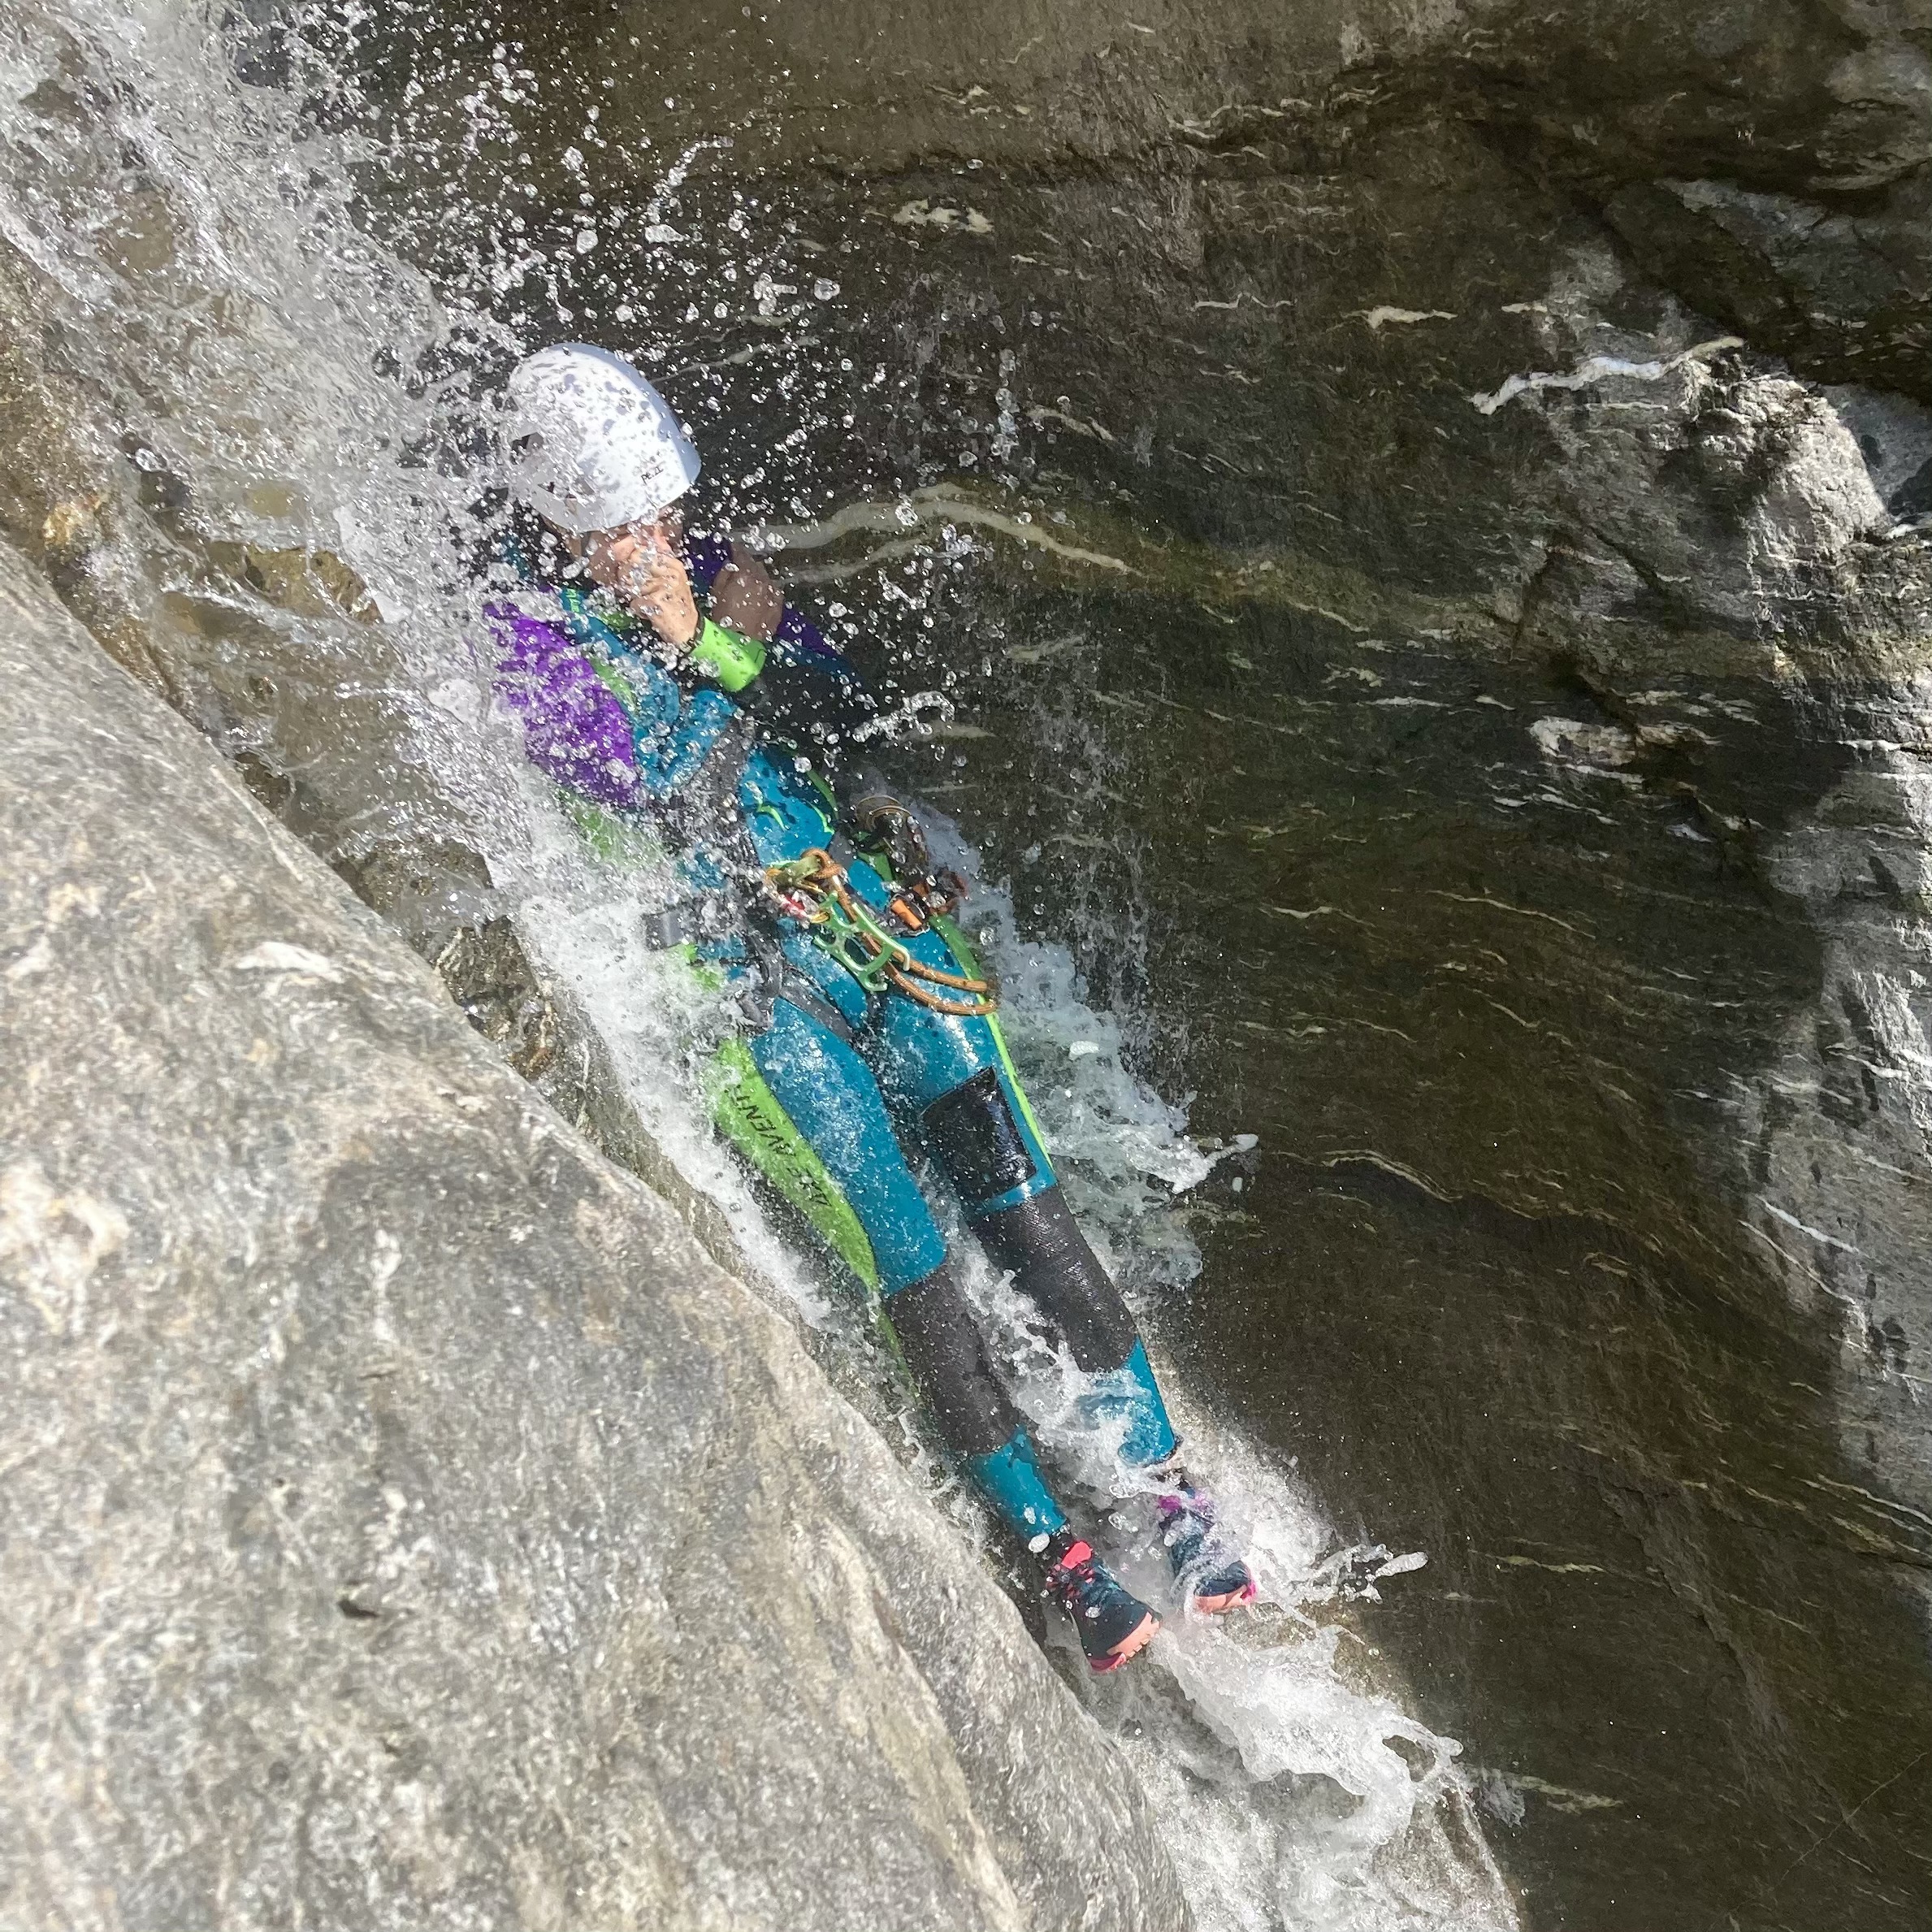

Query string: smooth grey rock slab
0 537 1186 1932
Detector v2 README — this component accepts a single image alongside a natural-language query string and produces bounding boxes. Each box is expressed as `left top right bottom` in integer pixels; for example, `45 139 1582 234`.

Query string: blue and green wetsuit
486 544 1180 1546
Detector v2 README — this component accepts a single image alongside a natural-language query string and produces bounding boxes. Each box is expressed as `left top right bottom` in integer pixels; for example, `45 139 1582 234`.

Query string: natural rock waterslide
344 0 1932 1922
5 0 1932 1925
0 537 1186 1930
0 8 1529 1928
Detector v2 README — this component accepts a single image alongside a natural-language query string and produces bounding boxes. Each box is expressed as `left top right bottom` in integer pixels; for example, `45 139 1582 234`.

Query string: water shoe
1154 1482 1257 1613
1043 1532 1160 1671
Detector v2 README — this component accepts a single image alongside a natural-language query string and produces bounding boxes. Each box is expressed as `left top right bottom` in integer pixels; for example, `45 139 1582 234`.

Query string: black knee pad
970 1187 1137 1374
882 1255 1020 1458
920 1067 1037 1211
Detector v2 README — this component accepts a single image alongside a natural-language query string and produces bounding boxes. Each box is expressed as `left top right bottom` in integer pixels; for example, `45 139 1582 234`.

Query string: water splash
925 823 1514 1930
0 5 1517 1926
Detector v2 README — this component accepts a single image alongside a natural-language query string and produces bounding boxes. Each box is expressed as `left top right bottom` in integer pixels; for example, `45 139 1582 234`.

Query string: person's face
570 507 682 598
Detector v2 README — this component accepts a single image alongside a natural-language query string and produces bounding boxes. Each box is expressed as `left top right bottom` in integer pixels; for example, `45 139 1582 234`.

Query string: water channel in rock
5 0 1930 1924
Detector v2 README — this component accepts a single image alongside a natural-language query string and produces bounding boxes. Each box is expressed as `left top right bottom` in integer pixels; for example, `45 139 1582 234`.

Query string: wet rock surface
336 0 1932 1917
0 539 1188 1932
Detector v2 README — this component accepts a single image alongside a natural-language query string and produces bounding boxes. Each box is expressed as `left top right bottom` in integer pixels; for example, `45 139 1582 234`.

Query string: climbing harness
765 847 997 1016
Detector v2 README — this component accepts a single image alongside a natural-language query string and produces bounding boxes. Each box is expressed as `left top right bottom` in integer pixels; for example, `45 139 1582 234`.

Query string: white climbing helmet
500 342 700 534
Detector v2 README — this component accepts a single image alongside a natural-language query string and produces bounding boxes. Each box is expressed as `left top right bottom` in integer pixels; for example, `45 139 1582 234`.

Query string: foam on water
921 820 1514 1930
0 5 1518 1924
494 774 1516 1926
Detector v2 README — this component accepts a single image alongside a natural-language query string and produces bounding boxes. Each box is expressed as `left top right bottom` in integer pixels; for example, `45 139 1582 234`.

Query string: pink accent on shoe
1089 1609 1160 1672
1193 1576 1258 1614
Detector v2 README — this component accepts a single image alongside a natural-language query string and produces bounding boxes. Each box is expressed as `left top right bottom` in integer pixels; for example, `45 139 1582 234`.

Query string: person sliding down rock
485 342 1254 1670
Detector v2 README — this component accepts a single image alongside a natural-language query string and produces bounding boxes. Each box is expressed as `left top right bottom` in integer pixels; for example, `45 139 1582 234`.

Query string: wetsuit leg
882 1254 1068 1545
747 998 942 1295
864 947 1180 1471
972 1190 1178 1467
748 998 1068 1541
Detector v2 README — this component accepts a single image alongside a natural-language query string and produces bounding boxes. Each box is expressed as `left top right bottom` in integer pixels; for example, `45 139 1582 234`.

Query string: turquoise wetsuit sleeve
624 649 741 800
644 687 739 795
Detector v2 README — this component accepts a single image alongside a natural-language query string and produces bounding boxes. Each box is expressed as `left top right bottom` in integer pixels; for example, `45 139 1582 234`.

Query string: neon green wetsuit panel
689 616 767 693
563 795 665 869
703 1035 882 1293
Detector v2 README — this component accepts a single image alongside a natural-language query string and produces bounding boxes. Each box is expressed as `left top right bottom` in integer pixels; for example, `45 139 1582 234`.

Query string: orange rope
766 848 997 1016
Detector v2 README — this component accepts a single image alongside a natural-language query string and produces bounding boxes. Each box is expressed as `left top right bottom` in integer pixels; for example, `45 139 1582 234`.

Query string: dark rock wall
900 585 1932 1930
371 0 1928 645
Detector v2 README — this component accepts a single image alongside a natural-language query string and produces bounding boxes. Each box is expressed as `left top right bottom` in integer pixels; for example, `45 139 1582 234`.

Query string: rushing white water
0 5 1517 1925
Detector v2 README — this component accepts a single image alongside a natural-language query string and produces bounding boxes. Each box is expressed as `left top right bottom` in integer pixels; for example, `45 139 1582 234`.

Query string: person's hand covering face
579 518 700 649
